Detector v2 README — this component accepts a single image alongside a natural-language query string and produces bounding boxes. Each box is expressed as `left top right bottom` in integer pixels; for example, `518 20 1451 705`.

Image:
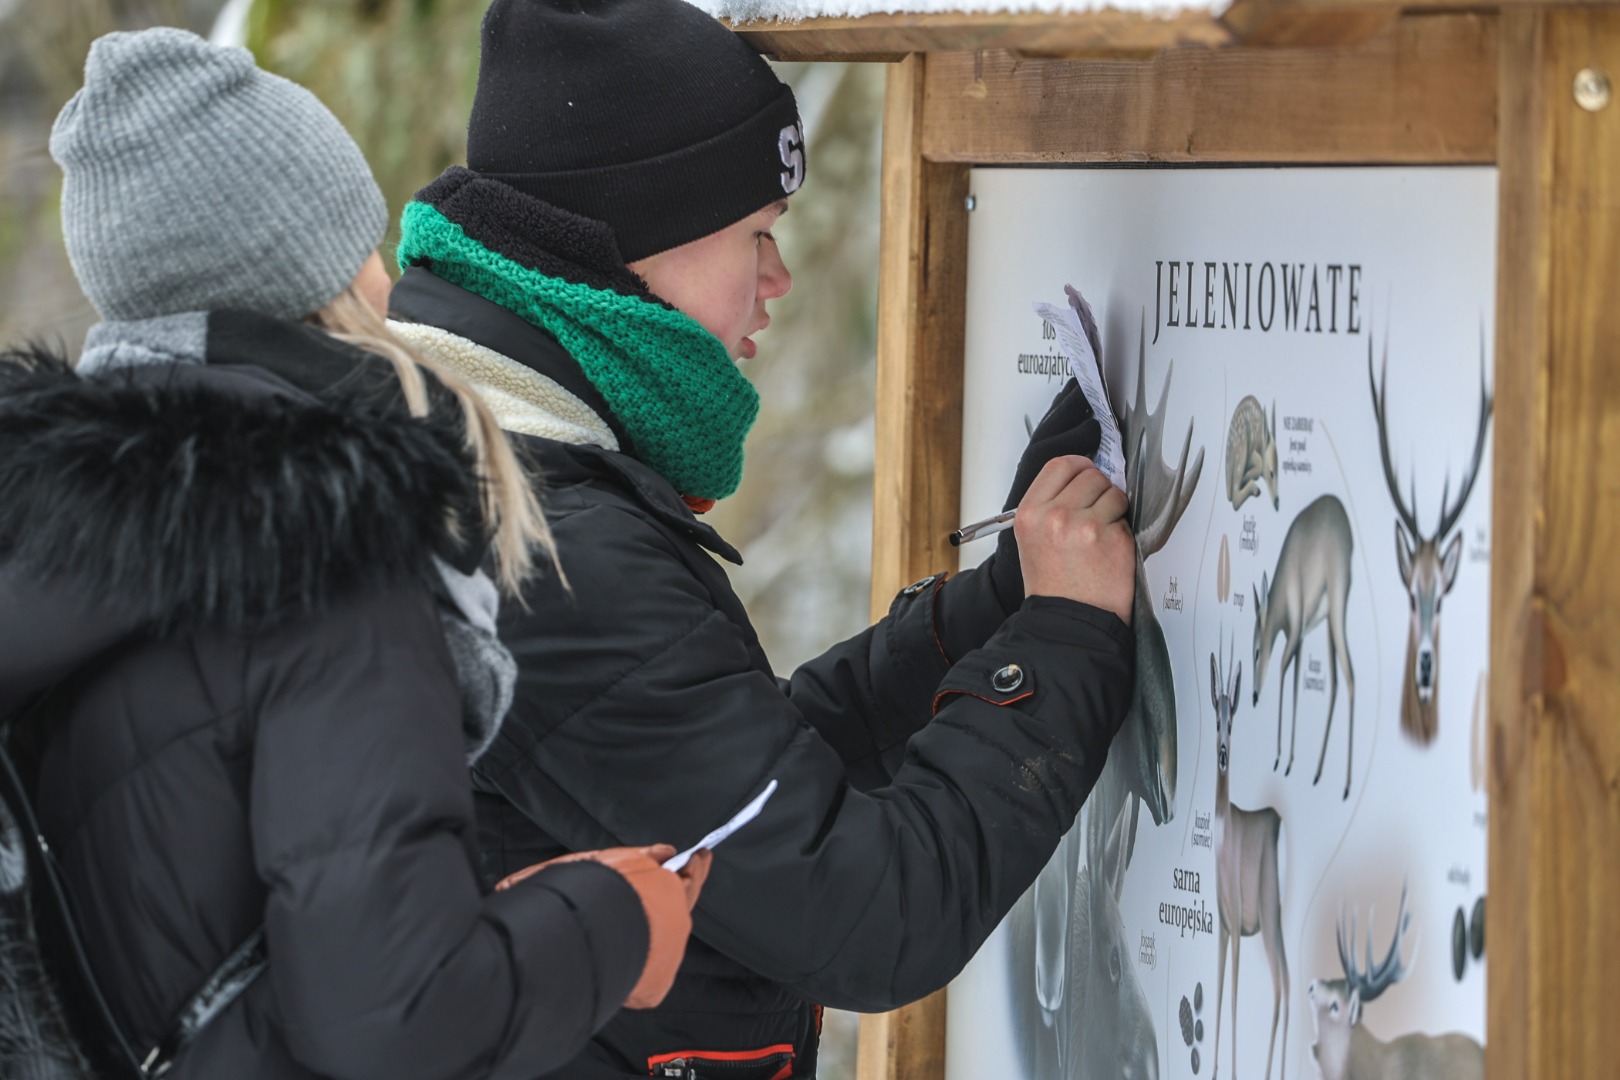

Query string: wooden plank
1225 0 1620 48
868 54 970 620
856 988 949 1080
1220 0 1395 46
860 52 968 1080
1491 10 1620 1078
919 14 1497 163
728 3 1617 60
729 10 1233 62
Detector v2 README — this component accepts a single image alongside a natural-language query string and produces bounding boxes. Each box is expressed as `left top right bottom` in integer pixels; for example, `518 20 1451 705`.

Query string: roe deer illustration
1226 396 1279 511
1307 888 1483 1080
1368 332 1493 746
1111 312 1204 827
1252 495 1356 798
1210 646 1289 1080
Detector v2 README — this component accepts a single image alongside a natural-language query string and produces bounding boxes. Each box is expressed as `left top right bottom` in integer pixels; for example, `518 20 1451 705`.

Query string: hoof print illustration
1181 980 1207 1074
1452 907 1468 981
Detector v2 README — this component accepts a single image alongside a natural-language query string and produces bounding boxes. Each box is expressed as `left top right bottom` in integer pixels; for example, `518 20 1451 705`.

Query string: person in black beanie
389 1 1137 1076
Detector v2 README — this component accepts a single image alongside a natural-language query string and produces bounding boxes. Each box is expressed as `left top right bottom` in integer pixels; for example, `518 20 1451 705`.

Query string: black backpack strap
140 927 267 1077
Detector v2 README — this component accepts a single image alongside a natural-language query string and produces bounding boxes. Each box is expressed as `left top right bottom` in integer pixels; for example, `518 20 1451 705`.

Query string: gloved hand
985 380 1104 609
495 844 713 1009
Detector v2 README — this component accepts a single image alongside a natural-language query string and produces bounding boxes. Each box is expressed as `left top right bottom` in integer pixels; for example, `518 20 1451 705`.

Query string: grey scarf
79 315 516 764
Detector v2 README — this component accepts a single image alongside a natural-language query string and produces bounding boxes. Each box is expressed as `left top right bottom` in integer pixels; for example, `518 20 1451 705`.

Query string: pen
949 509 1016 547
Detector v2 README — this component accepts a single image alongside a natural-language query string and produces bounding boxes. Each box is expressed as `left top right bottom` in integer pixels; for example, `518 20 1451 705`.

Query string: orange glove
496 844 713 1009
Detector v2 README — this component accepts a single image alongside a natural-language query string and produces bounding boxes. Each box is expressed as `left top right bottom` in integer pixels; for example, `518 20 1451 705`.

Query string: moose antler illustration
1119 313 1205 557
1096 314 1206 829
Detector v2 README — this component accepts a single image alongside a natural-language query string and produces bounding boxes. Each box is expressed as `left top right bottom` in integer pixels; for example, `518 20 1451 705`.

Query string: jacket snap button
991 663 1024 693
902 574 938 596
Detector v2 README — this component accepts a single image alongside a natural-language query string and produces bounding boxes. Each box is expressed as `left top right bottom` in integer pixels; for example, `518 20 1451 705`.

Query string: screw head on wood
1574 67 1611 112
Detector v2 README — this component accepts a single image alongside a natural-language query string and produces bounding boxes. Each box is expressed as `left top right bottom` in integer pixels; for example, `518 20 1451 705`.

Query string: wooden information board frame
732 7 1620 1079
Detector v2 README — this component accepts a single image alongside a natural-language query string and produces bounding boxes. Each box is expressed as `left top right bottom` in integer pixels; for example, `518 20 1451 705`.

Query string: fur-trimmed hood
0 310 485 711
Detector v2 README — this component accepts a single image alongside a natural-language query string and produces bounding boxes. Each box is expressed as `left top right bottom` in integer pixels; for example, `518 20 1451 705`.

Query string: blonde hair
307 286 558 596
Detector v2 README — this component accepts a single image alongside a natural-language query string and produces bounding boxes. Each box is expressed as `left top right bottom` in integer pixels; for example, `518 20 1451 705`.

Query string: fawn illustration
1225 395 1279 512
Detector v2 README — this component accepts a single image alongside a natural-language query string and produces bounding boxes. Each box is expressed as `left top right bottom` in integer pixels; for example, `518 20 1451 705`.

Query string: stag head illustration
1308 885 1415 1074
1368 330 1493 745
1109 314 1204 827
1308 883 1483 1080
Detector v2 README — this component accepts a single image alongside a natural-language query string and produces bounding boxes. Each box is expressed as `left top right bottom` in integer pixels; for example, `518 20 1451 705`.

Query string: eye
755 230 777 244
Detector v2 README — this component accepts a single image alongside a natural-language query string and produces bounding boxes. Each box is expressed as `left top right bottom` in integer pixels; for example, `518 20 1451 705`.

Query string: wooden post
860 51 969 1080
869 52 970 622
1491 9 1620 1079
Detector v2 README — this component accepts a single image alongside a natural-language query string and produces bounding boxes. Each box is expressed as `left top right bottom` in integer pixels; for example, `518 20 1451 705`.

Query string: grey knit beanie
50 28 387 321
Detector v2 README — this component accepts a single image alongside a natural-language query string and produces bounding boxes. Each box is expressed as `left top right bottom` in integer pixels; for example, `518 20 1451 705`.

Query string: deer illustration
1225 395 1279 511
1368 332 1493 745
1009 761 1160 1080
1009 303 1198 1080
1210 646 1289 1080
1252 495 1356 798
1307 888 1483 1080
1110 313 1204 827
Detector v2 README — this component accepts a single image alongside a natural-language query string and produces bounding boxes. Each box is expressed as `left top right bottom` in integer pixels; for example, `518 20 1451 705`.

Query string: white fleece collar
390 320 619 450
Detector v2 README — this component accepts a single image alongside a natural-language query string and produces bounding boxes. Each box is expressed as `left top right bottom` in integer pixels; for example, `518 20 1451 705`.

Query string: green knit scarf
397 200 758 501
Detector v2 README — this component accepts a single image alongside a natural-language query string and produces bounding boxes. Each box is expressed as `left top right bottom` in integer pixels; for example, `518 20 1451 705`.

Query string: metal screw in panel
1574 67 1611 112
965 194 977 212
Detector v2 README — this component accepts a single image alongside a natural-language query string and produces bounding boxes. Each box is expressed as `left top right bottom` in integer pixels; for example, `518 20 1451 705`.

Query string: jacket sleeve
781 561 1015 789
477 507 1133 1012
244 585 648 1080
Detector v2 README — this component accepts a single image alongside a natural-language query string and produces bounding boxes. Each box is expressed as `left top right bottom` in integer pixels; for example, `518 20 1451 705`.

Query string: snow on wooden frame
685 0 1218 22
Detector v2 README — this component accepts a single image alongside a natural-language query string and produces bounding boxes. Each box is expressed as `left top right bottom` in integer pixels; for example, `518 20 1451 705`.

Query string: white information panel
946 168 1495 1080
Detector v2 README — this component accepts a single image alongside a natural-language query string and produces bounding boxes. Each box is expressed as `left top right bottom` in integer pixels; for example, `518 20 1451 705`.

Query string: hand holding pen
1010 455 1134 624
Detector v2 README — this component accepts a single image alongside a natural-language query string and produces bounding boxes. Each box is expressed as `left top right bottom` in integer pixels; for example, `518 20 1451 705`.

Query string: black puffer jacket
393 275 1137 1079
0 313 651 1080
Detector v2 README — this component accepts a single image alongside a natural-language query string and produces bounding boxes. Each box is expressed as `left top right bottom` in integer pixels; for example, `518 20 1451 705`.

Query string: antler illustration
1368 328 1494 544
1336 883 1414 1005
1434 332 1494 541
1117 314 1205 558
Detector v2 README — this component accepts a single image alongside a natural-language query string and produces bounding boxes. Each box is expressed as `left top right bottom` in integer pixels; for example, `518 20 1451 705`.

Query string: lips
737 317 769 361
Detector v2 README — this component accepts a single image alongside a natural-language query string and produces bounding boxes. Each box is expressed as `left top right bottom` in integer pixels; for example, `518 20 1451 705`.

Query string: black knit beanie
466 0 805 263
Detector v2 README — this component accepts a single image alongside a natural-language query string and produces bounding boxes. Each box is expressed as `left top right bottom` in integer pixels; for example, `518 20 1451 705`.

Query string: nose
759 238 792 301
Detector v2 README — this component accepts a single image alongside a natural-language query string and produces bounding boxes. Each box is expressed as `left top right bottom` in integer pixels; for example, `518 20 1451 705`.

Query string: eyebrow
770 200 789 217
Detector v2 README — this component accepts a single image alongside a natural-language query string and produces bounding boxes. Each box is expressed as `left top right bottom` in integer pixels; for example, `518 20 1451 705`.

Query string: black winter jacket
393 274 1136 1080
0 313 651 1080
